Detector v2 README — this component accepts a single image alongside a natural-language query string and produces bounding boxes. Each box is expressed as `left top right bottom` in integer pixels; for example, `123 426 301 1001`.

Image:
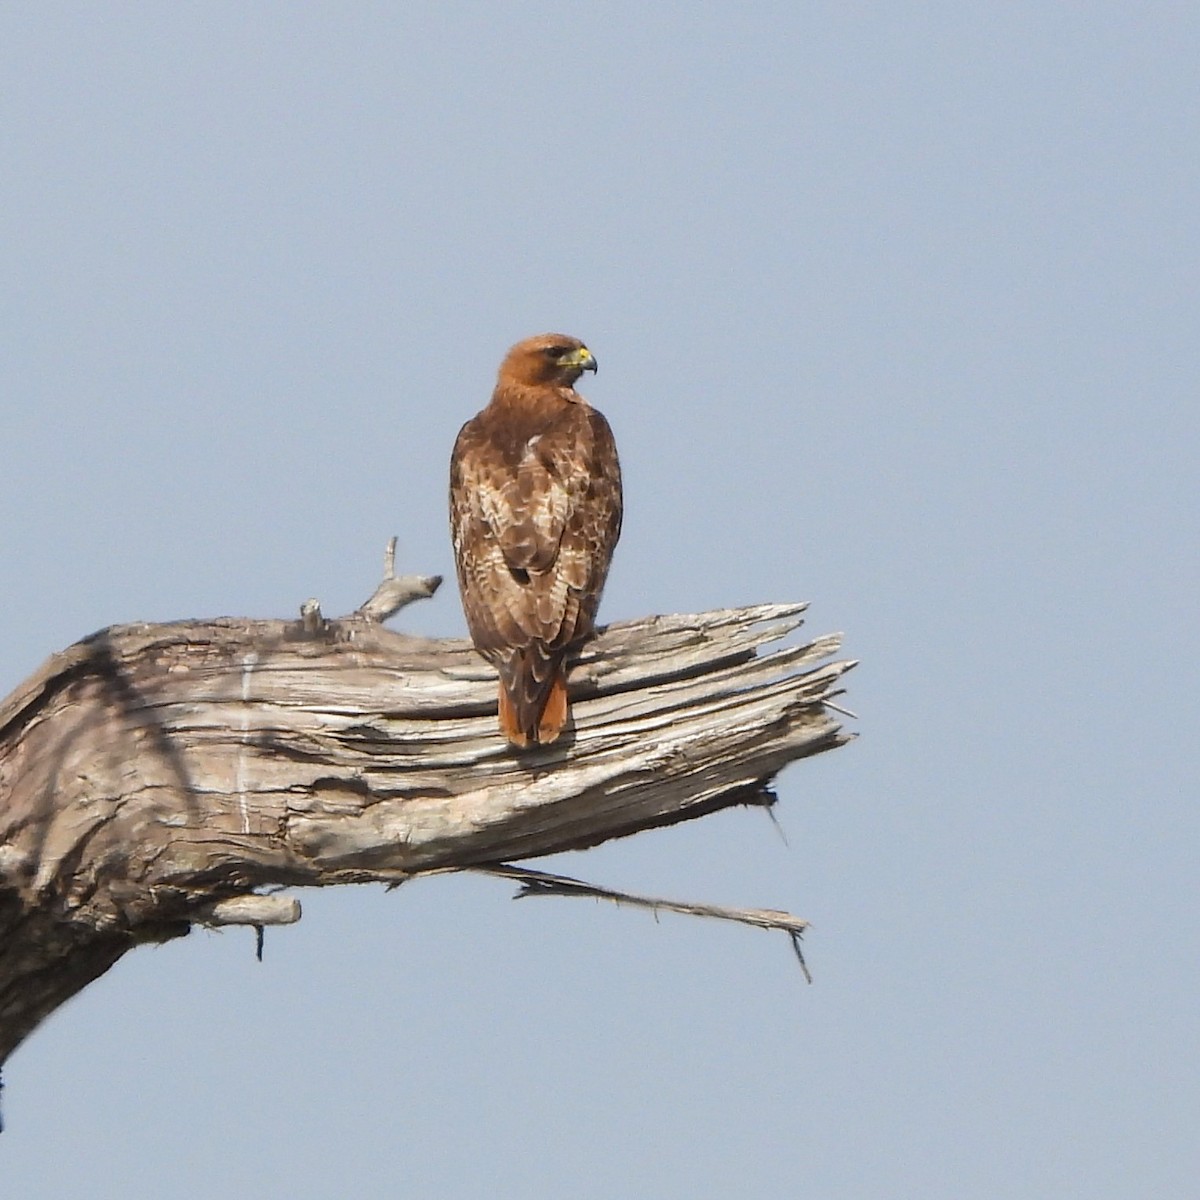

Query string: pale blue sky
3 5 1198 1197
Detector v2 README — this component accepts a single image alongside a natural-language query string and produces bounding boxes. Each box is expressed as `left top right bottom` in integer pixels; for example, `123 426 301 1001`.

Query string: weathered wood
0 584 852 1067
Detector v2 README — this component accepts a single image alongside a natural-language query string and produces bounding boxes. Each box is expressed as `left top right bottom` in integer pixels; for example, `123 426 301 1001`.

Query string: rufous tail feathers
496 652 569 748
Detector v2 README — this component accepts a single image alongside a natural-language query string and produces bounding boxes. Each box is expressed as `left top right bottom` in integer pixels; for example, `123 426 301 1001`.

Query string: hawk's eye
544 346 565 359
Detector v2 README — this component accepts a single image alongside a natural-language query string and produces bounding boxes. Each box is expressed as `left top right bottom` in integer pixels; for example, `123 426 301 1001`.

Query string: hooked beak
564 346 598 375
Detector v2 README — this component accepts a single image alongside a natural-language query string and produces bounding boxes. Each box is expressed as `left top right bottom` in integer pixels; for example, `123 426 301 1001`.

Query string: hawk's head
497 333 598 390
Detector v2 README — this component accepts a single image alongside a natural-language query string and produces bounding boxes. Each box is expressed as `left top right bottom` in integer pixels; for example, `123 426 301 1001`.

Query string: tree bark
0 574 852 1068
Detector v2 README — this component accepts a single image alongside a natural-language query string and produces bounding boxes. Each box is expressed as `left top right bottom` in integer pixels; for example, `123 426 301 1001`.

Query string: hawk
450 333 623 748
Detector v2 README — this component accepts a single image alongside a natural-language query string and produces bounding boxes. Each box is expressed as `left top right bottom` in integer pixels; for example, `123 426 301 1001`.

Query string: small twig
355 536 443 623
763 803 790 846
473 863 812 980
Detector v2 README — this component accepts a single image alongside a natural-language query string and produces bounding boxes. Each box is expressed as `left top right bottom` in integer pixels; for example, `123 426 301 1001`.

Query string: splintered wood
0 593 852 1062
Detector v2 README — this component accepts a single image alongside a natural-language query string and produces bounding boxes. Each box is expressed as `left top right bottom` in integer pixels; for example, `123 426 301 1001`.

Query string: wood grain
0 588 852 1064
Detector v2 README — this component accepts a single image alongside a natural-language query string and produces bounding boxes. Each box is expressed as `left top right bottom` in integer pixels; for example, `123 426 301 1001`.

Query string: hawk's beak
567 347 598 375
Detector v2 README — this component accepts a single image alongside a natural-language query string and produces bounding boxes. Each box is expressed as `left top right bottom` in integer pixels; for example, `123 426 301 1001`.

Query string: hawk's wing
450 404 622 660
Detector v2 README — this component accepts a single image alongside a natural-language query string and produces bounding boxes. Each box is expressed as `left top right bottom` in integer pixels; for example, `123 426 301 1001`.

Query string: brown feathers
450 334 622 748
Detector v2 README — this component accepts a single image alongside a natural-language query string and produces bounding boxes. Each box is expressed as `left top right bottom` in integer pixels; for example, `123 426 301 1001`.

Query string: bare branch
474 862 812 979
0 573 852 1065
194 894 302 927
355 536 443 622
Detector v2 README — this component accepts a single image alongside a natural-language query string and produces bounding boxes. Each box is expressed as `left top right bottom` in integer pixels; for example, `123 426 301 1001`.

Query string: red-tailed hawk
450 333 623 748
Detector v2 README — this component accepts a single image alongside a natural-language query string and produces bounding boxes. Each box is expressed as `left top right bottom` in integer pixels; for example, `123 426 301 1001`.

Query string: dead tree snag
0 543 853 1079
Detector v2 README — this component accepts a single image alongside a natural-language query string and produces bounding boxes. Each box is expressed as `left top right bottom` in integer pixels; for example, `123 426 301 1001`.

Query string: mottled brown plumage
450 333 623 747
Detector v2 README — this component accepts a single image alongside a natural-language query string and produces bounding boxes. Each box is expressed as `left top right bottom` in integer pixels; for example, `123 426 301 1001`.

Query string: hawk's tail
496 646 570 748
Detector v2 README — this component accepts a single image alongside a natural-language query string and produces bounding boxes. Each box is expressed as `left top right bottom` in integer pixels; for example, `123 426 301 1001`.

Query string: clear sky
3 5 1197 1197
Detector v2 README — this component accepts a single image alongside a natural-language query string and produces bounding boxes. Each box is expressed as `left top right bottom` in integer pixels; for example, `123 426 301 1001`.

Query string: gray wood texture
0 587 852 1066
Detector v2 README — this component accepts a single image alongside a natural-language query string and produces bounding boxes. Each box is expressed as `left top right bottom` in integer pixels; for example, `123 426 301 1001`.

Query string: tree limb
0 549 853 1069
477 863 814 982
